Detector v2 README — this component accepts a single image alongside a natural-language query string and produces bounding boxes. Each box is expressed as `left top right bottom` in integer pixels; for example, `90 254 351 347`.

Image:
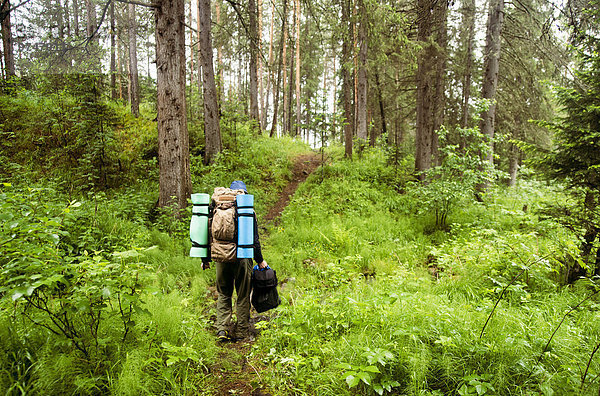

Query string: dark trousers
215 258 252 337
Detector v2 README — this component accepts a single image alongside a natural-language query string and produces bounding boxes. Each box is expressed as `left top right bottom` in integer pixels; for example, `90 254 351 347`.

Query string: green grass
2 136 600 395
247 146 600 395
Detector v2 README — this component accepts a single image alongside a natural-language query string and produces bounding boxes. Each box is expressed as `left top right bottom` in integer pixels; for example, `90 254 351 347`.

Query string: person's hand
258 260 268 269
202 259 211 270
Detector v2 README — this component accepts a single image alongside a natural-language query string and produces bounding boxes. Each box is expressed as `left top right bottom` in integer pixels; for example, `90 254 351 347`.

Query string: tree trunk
508 143 519 187
433 0 447 160
294 0 301 137
128 3 140 117
85 0 97 39
286 32 294 135
341 0 353 158
282 19 289 135
249 0 260 129
85 0 101 72
270 0 287 137
73 0 80 37
215 0 224 104
263 2 274 129
155 0 192 209
117 23 123 99
460 0 475 129
110 1 117 99
375 71 387 137
1 0 16 77
57 0 64 40
356 0 368 142
258 0 265 127
64 0 71 37
332 54 337 136
199 0 222 165
189 0 195 89
415 0 446 178
479 0 504 165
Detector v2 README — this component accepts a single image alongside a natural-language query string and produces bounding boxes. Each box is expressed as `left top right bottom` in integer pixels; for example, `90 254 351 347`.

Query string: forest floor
210 151 322 396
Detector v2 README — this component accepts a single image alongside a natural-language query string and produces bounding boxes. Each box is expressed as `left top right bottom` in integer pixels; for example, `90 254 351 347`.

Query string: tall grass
251 146 600 395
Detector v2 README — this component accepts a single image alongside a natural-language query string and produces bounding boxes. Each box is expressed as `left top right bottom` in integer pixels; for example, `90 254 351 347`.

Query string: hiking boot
216 330 229 341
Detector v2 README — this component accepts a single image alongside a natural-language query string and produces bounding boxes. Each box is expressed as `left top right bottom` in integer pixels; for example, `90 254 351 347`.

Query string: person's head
230 180 247 193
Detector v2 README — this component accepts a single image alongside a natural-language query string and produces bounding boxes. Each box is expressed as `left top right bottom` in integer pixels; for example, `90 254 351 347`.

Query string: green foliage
0 75 158 190
533 26 600 280
338 348 400 395
249 145 600 395
408 122 497 230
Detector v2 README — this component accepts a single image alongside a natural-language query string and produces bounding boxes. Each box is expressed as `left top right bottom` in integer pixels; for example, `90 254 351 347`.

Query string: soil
263 153 323 224
209 152 323 396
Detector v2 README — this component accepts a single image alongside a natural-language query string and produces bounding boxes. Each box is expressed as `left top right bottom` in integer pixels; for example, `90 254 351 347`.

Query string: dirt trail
263 152 323 224
210 152 322 396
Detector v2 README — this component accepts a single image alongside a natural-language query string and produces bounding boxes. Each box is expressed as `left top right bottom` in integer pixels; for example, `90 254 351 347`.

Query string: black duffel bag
251 266 281 313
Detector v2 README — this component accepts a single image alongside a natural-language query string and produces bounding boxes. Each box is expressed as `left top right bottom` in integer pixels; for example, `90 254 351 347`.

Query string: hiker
202 180 268 342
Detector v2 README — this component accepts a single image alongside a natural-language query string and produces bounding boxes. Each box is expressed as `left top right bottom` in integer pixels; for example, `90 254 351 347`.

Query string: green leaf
373 384 384 395
357 371 372 385
11 290 24 301
345 374 360 388
361 365 380 373
476 384 485 395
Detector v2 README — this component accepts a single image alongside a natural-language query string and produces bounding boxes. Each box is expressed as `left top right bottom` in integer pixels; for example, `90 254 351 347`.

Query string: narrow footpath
210 152 323 396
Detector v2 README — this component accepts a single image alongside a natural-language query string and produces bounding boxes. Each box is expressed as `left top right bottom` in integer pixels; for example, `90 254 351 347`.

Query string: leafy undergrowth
0 130 312 395
249 147 600 395
2 138 599 395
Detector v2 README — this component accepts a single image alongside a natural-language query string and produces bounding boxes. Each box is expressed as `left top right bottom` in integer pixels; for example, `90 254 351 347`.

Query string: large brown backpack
210 187 246 263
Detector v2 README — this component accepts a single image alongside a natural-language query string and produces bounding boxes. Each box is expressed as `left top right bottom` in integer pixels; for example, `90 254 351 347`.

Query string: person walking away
202 180 267 341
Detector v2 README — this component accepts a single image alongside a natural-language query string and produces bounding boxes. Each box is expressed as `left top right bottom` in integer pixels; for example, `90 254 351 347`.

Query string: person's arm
253 214 267 268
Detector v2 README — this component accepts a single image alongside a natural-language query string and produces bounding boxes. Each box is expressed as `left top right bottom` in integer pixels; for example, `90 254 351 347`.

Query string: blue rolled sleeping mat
189 193 210 258
236 194 254 259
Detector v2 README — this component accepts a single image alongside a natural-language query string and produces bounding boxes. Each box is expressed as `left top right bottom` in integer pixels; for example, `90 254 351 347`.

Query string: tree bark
199 0 222 165
460 0 475 129
341 0 353 158
110 1 117 99
117 22 123 99
1 0 16 77
375 71 387 137
258 0 265 127
189 0 195 89
155 0 192 209
249 0 260 129
479 0 504 165
433 0 447 154
270 0 287 137
57 0 64 40
294 0 301 137
508 143 519 187
356 0 368 142
64 0 71 37
73 0 80 37
286 31 294 135
85 0 97 39
282 17 289 135
415 0 446 178
263 1 274 129
215 0 224 104
128 3 140 116
85 0 101 72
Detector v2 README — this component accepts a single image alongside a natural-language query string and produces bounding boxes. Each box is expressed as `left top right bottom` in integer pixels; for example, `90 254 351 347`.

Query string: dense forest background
1 0 600 393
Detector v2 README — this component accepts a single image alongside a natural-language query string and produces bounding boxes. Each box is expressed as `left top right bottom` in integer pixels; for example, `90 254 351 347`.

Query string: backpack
251 266 281 313
210 187 246 263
